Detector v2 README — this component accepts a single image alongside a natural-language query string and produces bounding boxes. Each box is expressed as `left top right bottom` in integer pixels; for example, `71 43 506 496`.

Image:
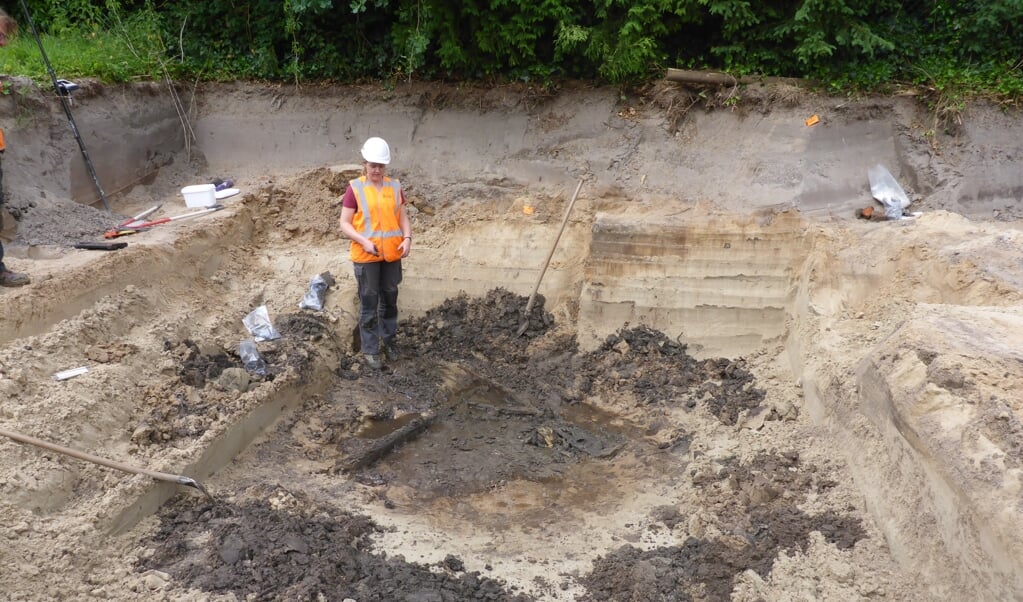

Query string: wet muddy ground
137 290 866 600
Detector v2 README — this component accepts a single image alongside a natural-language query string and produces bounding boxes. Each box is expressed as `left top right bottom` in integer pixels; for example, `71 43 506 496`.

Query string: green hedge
11 0 1023 96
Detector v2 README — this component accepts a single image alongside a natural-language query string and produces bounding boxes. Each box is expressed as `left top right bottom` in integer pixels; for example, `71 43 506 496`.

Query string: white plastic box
181 184 217 208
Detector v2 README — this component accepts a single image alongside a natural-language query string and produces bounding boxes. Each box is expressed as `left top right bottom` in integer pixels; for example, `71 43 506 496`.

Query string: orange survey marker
804 114 820 127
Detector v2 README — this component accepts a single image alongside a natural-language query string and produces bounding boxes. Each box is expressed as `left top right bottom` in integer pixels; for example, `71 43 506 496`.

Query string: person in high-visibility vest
0 8 29 287
339 137 411 370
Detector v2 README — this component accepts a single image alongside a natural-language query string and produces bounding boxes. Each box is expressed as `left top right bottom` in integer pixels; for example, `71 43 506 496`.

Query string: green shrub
0 0 1019 102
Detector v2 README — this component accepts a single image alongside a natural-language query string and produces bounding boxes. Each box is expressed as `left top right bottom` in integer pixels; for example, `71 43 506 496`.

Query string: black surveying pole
18 0 110 212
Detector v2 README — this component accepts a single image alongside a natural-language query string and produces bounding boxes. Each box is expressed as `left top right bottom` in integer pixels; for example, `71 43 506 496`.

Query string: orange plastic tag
804 115 820 127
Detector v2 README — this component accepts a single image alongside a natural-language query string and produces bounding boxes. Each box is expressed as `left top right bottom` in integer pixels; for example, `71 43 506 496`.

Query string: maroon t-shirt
342 183 406 210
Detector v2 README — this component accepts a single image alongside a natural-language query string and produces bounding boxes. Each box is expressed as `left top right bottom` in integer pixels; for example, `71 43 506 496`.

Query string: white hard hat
360 137 391 164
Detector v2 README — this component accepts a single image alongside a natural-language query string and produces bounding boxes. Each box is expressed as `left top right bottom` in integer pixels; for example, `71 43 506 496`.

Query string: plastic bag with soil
868 164 911 220
299 272 336 311
243 305 282 342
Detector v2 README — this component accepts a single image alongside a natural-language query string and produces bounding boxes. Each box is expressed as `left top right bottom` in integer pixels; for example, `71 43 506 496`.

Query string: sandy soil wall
578 210 811 357
789 213 1023 599
5 79 1023 224
0 79 187 209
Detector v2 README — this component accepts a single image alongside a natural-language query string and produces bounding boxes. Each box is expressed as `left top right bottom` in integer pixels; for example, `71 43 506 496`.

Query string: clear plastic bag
238 338 266 376
868 164 911 220
242 305 281 342
299 272 336 311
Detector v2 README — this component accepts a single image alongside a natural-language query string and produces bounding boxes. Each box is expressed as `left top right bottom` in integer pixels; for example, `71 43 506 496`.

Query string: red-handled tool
103 204 224 239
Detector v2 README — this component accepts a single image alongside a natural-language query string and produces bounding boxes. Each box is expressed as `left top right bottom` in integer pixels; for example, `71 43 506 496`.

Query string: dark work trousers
353 259 403 355
0 152 7 271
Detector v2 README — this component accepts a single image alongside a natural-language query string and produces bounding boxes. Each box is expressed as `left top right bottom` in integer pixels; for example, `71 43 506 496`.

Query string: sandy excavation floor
1 79 1023 601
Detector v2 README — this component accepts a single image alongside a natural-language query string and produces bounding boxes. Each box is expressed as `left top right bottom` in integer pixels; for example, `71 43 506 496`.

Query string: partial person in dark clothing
0 7 28 287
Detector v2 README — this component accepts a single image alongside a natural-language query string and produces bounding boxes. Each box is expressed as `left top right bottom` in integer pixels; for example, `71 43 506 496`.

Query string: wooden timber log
665 68 805 87
333 415 434 474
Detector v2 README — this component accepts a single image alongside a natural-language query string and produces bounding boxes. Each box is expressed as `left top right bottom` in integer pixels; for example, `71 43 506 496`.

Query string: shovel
117 204 162 229
0 426 212 500
516 177 584 337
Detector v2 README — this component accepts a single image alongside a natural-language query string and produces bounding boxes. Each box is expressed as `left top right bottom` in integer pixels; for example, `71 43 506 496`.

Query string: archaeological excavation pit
103 177 843 601
2 81 1023 601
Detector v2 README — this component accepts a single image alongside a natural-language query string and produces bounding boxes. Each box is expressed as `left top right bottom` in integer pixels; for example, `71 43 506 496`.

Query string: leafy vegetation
1 0 1019 102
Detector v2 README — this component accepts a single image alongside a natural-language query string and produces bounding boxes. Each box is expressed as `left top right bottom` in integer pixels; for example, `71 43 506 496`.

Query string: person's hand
361 240 379 256
399 238 410 258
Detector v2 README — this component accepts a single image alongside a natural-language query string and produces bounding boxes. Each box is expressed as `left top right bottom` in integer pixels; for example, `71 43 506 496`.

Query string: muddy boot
0 268 29 287
383 344 401 362
363 354 384 370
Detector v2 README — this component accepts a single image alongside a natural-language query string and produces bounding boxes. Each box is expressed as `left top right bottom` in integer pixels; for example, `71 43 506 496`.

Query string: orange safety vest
349 176 404 263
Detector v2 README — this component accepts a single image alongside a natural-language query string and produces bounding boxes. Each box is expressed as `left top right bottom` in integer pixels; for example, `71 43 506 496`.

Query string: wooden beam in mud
467 401 543 417
664 68 805 87
333 416 434 474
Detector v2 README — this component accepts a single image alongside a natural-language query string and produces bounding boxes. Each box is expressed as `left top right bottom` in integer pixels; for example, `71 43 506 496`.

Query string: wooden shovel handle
524 177 585 315
0 426 209 497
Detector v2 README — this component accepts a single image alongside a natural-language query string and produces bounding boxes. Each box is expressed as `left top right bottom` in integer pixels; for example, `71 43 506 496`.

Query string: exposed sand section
861 307 1023 597
0 195 342 597
789 213 1023 598
578 210 812 357
0 79 1022 600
